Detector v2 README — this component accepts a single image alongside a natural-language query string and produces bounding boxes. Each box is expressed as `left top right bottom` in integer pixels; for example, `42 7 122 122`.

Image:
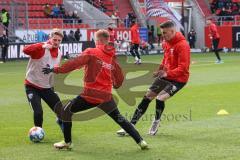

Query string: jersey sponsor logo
97 60 113 70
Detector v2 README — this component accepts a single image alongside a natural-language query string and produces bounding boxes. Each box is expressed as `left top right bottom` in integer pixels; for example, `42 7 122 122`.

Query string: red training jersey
130 24 140 44
209 22 220 39
54 44 124 104
160 32 190 83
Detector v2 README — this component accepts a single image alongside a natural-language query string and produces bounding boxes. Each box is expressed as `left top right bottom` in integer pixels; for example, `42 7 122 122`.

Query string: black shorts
149 77 186 96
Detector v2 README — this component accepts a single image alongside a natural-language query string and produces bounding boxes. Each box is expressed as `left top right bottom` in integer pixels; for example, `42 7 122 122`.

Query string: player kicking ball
117 21 190 136
42 29 148 150
23 28 64 131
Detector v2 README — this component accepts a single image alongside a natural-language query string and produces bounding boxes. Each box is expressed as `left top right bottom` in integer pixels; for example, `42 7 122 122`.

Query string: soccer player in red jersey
117 21 190 136
207 19 223 64
42 29 148 150
130 20 142 64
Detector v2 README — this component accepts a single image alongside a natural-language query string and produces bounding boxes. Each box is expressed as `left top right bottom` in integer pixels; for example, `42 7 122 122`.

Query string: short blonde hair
95 29 109 42
50 28 64 38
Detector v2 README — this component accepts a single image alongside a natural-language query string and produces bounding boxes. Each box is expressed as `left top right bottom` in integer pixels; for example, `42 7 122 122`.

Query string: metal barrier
206 15 240 26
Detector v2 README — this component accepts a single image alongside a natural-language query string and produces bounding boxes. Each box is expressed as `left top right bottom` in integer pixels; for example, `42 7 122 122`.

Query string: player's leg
53 96 96 149
117 77 174 136
134 44 141 64
40 88 60 111
130 43 138 63
25 85 43 127
40 88 64 132
212 38 222 63
149 81 186 135
130 77 174 125
148 95 168 136
2 46 7 63
190 41 193 48
99 99 148 150
155 100 165 121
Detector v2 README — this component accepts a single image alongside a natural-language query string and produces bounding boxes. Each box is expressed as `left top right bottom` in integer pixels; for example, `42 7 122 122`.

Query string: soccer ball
28 127 45 142
121 41 129 49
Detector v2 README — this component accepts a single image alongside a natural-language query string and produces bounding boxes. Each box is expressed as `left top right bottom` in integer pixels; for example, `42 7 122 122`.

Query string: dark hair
160 21 175 29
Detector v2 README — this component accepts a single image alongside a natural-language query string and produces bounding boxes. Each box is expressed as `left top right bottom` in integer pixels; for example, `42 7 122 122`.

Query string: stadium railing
207 15 240 26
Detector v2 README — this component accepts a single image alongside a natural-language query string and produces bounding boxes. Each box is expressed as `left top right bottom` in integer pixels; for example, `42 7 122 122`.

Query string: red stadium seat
15 0 88 30
104 0 113 5
236 16 240 21
18 12 26 17
27 0 35 5
52 18 58 24
222 21 229 26
17 5 26 11
38 19 43 24
29 19 37 24
38 25 47 29
236 21 240 26
56 19 63 24
29 23 39 29
63 24 73 28
229 21 235 25
28 12 35 17
28 5 42 11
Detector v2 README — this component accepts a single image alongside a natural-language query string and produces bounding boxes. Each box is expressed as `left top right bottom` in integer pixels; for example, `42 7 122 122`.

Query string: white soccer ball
28 127 45 143
121 41 129 49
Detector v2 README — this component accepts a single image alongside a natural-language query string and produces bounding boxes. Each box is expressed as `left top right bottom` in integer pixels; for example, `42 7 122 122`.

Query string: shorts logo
170 86 177 95
28 93 33 99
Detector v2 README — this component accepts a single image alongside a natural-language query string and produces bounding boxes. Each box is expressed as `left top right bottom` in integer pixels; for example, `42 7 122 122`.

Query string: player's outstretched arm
42 50 91 75
53 54 90 74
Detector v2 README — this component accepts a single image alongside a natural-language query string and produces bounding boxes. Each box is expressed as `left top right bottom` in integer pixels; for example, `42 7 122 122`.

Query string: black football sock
62 121 72 143
130 97 151 125
155 99 165 120
215 51 221 61
56 118 64 133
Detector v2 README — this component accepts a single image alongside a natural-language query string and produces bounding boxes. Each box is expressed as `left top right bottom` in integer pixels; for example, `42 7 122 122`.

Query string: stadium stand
114 0 134 20
208 0 240 25
0 0 90 30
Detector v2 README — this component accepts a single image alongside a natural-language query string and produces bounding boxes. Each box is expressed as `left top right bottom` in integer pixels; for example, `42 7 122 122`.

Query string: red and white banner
146 0 183 30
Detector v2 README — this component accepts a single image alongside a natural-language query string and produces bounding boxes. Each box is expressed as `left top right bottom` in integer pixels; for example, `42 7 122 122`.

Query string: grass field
0 53 240 160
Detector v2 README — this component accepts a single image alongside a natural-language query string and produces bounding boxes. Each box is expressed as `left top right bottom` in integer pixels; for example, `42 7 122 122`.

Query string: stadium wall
6 41 94 59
